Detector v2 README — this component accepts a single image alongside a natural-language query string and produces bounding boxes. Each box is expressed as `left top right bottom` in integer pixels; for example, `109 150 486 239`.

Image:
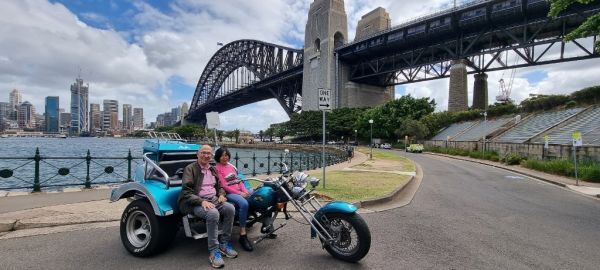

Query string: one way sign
318 88 331 111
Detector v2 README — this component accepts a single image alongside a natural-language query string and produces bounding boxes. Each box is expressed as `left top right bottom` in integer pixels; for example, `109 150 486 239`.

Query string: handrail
143 153 170 187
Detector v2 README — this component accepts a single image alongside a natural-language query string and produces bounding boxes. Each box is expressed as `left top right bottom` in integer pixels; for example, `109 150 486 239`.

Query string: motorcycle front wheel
322 213 371 262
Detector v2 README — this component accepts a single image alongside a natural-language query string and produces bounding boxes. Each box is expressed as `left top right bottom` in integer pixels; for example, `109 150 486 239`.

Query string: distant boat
0 134 8 138
59 134 67 139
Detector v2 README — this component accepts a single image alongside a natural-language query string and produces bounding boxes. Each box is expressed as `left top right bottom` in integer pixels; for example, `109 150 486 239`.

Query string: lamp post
369 119 373 159
354 129 357 145
482 111 487 152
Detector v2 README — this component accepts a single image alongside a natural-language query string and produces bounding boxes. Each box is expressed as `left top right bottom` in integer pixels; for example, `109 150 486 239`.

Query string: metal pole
322 110 326 188
85 150 91 189
126 149 133 182
573 146 579 186
369 121 373 159
33 148 41 192
213 128 218 147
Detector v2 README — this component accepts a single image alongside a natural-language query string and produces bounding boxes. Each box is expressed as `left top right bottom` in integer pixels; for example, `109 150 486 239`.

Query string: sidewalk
428 153 600 198
3 148 411 238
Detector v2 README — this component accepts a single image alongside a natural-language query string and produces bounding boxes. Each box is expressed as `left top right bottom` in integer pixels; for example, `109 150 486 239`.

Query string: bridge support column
472 73 488 110
448 59 468 112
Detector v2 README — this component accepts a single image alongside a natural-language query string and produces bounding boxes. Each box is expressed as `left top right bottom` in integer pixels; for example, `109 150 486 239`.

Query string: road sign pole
322 109 326 189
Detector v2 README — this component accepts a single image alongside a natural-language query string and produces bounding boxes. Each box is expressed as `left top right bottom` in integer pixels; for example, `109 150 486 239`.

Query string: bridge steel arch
187 40 303 124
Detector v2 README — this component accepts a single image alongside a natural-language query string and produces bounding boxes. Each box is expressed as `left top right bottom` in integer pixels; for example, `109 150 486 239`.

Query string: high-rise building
18 101 35 129
9 89 22 112
89 103 101 132
171 107 180 124
133 108 144 130
45 96 59 133
60 112 71 132
181 102 189 120
0 102 9 132
102 99 118 131
122 104 132 131
70 77 89 135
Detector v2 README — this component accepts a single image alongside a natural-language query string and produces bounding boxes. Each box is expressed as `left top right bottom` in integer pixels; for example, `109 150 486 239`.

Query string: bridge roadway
1 151 600 269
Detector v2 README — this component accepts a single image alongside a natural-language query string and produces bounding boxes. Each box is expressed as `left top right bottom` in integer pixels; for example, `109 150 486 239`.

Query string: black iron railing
0 148 347 192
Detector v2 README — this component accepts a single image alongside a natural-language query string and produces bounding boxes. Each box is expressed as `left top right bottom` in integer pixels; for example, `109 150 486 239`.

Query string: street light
482 111 487 152
354 129 357 145
369 119 373 159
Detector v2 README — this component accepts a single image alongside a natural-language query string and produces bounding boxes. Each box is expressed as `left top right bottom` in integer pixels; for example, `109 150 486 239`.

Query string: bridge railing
341 0 493 48
0 148 348 192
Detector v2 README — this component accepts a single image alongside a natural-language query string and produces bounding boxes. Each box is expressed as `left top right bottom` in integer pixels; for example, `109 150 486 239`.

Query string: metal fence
0 148 347 192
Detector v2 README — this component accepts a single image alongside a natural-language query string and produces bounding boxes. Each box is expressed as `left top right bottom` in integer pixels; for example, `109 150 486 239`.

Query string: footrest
182 214 223 240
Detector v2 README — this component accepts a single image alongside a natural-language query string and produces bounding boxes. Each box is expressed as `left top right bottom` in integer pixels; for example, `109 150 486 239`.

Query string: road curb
352 157 419 209
354 175 415 208
426 153 568 187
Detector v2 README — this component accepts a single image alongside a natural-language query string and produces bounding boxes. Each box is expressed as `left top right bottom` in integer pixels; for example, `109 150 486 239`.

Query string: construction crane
496 52 518 103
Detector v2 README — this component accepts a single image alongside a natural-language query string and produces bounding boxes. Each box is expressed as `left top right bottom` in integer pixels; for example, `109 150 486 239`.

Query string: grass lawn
314 170 411 202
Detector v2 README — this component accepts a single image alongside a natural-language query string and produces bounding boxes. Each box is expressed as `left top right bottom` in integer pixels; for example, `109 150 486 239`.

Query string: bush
504 153 527 165
522 159 600 182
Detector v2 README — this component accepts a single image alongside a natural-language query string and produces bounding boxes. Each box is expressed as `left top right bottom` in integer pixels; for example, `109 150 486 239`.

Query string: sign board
206 112 220 129
572 131 582 147
544 135 549 149
318 88 331 111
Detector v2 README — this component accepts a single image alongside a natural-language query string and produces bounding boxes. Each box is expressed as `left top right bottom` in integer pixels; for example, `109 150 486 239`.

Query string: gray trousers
192 200 235 251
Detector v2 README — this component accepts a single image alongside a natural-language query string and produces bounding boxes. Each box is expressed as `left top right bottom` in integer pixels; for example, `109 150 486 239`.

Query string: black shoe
239 235 254 252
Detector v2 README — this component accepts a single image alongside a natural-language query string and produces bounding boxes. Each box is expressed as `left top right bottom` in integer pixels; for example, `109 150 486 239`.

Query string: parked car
406 144 424 153
380 143 392 149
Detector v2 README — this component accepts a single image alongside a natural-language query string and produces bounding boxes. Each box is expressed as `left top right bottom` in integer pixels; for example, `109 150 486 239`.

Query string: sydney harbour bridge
185 0 600 124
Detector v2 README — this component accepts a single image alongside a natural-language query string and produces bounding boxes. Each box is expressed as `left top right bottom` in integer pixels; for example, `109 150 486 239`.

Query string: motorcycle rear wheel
322 213 371 262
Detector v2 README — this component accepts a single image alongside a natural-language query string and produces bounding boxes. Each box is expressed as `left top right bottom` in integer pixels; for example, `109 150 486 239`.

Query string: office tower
18 101 35 129
181 102 189 120
89 103 101 131
0 102 9 131
9 89 22 112
102 99 118 131
156 114 165 127
122 104 132 130
60 112 71 132
45 96 59 132
133 108 144 130
70 77 89 135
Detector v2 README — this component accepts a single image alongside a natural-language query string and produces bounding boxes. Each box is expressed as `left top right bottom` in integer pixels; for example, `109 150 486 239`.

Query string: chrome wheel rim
126 210 151 248
328 218 359 255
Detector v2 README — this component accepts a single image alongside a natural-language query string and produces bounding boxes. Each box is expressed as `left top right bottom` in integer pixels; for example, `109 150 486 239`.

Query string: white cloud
1 0 599 133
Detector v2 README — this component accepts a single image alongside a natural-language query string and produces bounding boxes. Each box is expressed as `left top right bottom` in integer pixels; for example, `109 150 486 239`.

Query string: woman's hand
240 192 249 198
218 195 227 203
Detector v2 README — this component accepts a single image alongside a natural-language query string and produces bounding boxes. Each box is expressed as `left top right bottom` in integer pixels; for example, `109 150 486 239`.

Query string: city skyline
1 0 600 132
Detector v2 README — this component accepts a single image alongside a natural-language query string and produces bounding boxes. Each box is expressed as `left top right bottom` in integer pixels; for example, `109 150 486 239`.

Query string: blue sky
2 0 599 133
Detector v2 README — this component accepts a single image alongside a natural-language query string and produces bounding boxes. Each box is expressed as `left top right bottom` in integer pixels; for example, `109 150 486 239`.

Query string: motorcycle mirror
309 176 320 188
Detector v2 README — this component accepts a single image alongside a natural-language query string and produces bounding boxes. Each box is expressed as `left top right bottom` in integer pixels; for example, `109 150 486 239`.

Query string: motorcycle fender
311 201 358 238
110 182 180 216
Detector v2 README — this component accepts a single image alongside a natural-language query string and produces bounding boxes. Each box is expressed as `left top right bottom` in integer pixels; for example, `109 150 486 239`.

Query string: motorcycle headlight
292 172 309 188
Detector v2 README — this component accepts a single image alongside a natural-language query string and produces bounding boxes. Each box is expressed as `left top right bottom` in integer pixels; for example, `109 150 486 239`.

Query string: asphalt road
1 151 600 269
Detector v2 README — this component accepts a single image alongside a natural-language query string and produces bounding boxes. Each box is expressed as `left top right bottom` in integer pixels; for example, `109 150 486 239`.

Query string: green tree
264 127 274 141
258 130 264 142
395 119 430 141
549 0 600 52
232 129 240 143
174 125 202 140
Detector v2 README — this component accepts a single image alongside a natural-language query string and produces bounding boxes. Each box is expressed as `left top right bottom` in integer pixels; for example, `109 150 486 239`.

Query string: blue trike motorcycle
110 136 371 262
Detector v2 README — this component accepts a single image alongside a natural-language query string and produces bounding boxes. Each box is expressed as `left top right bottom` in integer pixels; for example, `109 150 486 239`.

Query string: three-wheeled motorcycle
110 135 371 262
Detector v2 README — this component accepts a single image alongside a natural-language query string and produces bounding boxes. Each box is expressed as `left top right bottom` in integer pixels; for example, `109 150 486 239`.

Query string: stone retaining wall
424 140 600 161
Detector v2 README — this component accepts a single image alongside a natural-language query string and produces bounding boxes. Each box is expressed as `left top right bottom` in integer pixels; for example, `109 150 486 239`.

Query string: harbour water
0 137 339 191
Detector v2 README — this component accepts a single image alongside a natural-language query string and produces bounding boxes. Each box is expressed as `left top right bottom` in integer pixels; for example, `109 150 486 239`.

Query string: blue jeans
226 194 250 227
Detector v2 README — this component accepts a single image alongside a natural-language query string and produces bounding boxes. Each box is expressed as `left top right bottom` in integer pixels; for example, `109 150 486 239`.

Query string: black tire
120 200 178 257
322 213 371 263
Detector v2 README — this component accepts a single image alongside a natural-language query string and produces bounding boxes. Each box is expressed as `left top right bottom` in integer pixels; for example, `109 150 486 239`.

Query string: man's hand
218 195 227 203
240 192 249 198
201 200 215 210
